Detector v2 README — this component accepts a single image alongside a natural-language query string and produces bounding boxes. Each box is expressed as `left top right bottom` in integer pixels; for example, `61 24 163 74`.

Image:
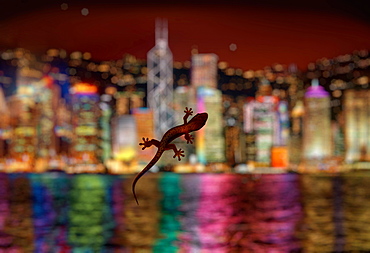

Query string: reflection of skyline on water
0 172 369 251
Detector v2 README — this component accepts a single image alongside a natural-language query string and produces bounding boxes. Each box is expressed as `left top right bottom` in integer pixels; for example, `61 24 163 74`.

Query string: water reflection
0 172 370 251
126 174 303 252
343 173 370 252
300 175 338 252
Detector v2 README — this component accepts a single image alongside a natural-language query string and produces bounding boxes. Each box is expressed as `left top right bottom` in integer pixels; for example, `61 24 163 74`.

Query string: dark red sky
0 0 370 70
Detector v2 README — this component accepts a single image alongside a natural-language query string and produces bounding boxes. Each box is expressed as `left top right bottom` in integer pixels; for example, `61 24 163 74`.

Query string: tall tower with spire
147 19 174 139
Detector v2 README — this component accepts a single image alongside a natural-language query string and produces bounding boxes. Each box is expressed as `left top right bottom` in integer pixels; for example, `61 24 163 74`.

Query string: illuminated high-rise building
344 89 370 163
111 115 138 163
8 69 39 171
0 86 9 159
55 99 72 156
29 75 61 172
69 83 102 172
243 80 279 166
253 96 279 165
302 79 332 161
191 54 225 166
289 100 304 166
173 86 196 163
191 54 218 89
196 87 225 164
243 98 257 164
147 19 175 139
223 95 245 166
99 101 112 165
115 88 145 115
132 108 155 167
34 76 59 159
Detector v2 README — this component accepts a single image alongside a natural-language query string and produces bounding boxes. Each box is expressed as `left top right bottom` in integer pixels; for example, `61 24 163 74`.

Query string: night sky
0 0 370 70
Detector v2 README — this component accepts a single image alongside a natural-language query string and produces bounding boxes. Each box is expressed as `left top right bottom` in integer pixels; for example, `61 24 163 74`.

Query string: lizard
132 107 208 205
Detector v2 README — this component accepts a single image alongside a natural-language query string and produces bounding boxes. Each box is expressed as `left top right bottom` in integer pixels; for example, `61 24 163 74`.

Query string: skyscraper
191 54 225 165
302 79 332 162
0 86 9 159
69 83 101 172
147 19 175 139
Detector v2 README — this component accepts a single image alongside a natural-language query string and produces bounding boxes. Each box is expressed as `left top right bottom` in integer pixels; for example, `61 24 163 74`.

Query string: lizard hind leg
173 149 185 161
139 138 160 150
166 143 185 161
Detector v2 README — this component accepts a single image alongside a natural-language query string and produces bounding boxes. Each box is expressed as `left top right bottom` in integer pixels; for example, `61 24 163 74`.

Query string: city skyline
0 46 369 173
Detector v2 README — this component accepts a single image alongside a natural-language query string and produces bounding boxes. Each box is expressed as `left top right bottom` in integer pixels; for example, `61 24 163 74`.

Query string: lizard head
188 112 208 130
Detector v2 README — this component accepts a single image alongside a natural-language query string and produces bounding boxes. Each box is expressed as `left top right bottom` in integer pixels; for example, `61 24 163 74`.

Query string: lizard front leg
139 137 160 150
184 133 194 144
183 107 193 124
166 143 185 161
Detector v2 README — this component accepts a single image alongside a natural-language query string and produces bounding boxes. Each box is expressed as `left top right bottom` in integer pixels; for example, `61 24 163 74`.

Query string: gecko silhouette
132 107 208 205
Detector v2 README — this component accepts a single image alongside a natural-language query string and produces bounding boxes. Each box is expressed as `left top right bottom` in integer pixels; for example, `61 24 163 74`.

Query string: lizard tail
132 152 161 205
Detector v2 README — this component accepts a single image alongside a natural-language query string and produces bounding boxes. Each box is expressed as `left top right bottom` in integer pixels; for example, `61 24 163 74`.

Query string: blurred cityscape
0 43 369 173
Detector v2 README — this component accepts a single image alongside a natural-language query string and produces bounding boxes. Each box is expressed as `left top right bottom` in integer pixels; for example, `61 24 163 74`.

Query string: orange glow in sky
0 2 369 70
